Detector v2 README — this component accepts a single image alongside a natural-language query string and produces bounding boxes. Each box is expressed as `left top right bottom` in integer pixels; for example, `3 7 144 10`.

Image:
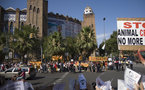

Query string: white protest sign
124 67 141 89
96 78 112 90
96 77 105 88
118 79 128 90
1 81 24 90
141 75 145 89
78 74 87 89
117 21 145 45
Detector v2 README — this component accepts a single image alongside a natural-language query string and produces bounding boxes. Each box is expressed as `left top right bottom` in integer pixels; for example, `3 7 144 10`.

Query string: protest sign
118 79 128 90
78 74 87 89
96 77 112 90
1 81 24 90
124 67 141 89
117 21 145 46
96 77 105 88
141 75 145 89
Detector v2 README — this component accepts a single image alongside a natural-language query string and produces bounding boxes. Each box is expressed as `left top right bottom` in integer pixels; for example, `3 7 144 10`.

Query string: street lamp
103 17 106 56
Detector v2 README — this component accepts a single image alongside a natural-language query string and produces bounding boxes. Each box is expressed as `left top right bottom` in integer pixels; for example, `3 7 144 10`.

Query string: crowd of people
32 59 134 74
0 58 134 74
0 58 144 90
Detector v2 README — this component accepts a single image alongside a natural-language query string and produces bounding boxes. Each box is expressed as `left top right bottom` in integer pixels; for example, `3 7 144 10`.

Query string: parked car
0 66 36 79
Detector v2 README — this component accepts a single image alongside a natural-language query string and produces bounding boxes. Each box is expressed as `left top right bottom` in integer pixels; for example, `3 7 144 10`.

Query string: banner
89 57 108 61
117 21 145 45
124 67 141 89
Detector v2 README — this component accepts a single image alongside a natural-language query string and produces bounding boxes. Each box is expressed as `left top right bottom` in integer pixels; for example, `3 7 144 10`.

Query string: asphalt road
26 62 145 90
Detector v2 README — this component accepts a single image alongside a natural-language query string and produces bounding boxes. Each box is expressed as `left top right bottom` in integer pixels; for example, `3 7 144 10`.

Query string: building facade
48 12 81 38
0 0 81 38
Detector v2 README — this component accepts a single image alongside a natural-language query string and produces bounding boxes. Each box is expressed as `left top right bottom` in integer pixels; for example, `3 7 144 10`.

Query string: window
21 22 24 26
33 7 36 12
37 8 39 13
29 5 32 10
33 25 35 29
14 68 19 72
10 22 13 33
91 24 93 27
37 27 39 30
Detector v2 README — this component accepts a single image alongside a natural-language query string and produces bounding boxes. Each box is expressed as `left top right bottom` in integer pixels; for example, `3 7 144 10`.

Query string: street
26 62 145 90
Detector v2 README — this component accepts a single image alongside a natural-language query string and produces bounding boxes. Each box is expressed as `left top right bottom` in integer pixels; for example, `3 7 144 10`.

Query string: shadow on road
33 76 45 80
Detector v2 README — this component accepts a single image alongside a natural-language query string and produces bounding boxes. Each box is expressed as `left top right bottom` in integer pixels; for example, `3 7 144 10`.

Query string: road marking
53 72 69 84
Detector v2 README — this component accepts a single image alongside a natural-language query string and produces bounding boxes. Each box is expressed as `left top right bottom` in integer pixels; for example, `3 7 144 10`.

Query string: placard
124 67 141 89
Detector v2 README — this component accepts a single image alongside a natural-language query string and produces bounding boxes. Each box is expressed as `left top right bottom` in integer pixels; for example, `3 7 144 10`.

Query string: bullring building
0 0 81 38
0 0 97 56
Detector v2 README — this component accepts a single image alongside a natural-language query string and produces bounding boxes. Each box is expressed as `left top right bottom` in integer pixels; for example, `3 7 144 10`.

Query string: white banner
117 21 145 45
124 67 141 89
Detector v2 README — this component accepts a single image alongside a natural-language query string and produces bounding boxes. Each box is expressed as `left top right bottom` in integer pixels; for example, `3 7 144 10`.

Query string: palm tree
64 37 79 60
11 25 39 63
43 32 65 60
77 27 97 60
0 31 7 62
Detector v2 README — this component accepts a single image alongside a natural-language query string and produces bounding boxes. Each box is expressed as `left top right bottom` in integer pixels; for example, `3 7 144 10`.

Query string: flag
102 44 105 50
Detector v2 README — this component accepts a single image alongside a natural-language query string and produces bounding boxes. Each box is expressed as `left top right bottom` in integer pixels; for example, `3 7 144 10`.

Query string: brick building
0 0 81 38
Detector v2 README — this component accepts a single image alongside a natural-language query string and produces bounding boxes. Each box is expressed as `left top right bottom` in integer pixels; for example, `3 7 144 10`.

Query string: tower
82 6 96 39
26 0 48 38
82 6 97 56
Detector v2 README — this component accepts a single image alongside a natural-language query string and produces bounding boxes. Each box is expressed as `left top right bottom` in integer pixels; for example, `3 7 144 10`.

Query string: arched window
29 5 32 10
33 7 36 24
37 8 39 13
10 22 13 33
33 25 35 29
37 27 39 30
36 8 39 26
4 23 8 32
33 7 36 12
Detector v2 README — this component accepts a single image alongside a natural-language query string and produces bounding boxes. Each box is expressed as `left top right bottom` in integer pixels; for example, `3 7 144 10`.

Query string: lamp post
103 17 106 56
41 44 43 63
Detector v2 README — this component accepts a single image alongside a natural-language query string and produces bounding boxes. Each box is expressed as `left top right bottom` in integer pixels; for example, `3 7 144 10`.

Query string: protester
129 60 133 69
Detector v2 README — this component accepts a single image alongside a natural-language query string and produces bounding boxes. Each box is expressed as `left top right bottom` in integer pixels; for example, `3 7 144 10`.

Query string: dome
84 6 93 14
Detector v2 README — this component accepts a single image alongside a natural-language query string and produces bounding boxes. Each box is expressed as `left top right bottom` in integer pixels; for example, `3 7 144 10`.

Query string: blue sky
1 0 145 46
